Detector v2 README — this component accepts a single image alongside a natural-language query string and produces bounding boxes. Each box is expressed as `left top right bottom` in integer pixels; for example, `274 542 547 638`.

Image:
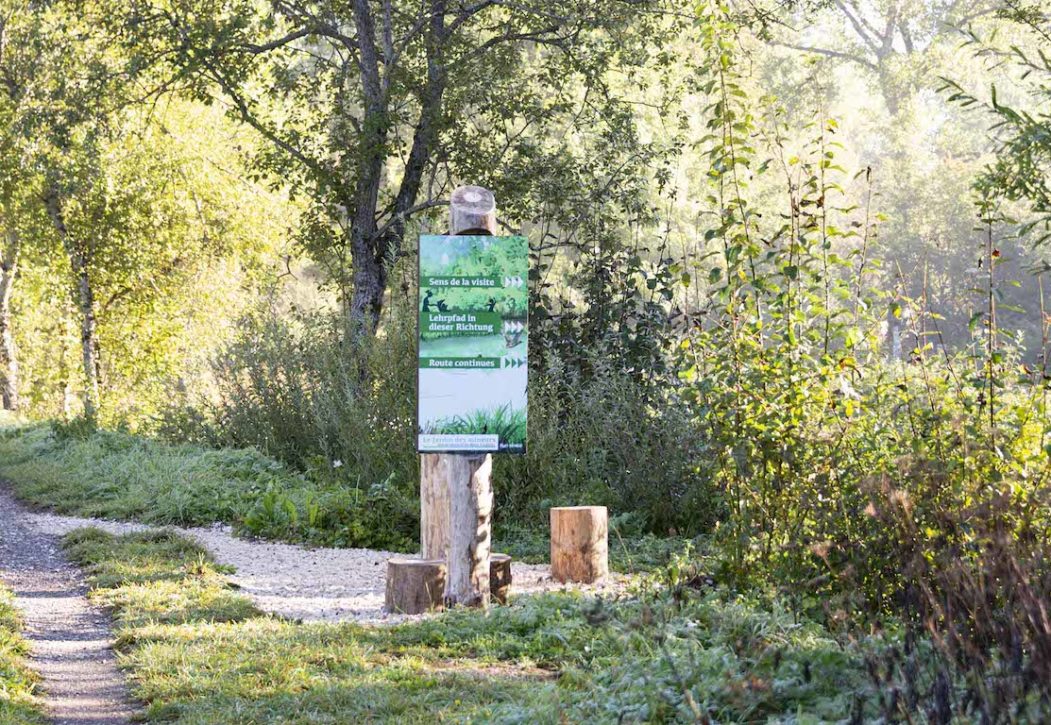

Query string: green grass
0 422 303 527
62 526 885 723
0 421 418 551
496 521 708 575
0 421 681 570
0 584 45 724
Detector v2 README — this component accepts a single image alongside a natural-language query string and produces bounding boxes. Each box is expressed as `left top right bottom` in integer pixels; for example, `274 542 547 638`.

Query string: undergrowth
0 584 44 724
61 526 907 723
0 422 418 551
0 420 691 570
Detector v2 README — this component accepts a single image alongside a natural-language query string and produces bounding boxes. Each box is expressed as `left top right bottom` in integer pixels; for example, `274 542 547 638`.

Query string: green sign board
417 235 528 454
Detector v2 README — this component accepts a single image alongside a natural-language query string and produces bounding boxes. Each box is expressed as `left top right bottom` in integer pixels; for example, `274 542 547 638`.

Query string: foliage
0 584 44 724
182 269 714 536
945 2 1051 247
110 0 688 332
68 524 1051 722
495 351 714 534
54 525 894 723
427 405 527 447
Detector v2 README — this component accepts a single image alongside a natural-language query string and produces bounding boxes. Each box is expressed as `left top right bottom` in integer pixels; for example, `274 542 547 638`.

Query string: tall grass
427 405 527 446
0 422 418 550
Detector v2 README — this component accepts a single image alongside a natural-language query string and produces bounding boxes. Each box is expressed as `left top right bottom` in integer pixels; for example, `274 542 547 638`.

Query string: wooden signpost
388 185 509 613
425 185 500 608
386 185 608 615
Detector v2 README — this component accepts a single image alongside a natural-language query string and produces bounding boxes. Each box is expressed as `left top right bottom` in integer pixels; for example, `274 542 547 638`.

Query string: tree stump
551 506 609 583
490 553 512 605
385 558 446 615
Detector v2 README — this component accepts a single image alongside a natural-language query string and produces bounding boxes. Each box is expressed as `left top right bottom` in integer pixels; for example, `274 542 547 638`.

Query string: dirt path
0 489 137 725
1 487 626 625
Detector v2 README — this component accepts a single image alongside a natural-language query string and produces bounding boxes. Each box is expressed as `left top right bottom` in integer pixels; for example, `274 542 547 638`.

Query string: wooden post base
551 506 609 583
490 553 512 605
385 558 446 614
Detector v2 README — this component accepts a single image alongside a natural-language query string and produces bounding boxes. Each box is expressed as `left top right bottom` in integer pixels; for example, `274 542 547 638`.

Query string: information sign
417 234 528 453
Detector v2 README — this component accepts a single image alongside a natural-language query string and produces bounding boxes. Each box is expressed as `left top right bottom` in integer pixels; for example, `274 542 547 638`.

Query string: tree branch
204 58 329 180
242 27 314 54
834 0 880 51
771 41 878 71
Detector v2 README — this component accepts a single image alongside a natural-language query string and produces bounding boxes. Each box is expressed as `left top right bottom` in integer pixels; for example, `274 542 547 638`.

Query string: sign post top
450 185 497 236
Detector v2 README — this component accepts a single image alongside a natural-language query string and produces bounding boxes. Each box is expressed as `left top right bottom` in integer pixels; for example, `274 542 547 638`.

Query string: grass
0 421 419 551
62 526 890 723
0 421 683 572
0 584 45 724
0 422 303 528
495 521 707 575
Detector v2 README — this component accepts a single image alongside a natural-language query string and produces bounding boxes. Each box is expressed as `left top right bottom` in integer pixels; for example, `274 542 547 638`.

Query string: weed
0 585 45 723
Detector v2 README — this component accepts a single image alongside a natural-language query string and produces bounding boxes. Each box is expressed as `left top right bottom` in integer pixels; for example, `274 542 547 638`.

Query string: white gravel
19 507 628 624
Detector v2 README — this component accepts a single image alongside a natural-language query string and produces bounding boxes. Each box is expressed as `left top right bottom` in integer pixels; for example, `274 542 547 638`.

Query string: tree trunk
385 558 446 614
421 453 451 560
0 229 20 411
44 190 100 420
346 0 448 336
551 506 609 584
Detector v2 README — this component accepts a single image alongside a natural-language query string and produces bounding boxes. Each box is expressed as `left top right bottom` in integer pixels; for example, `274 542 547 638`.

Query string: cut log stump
385 558 446 615
490 553 512 605
551 506 609 584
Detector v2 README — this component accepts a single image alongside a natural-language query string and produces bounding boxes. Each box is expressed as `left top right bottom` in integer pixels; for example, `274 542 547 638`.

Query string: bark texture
444 453 493 607
44 189 100 419
420 453 451 561
490 553 512 605
551 506 609 584
385 558 446 614
0 228 20 410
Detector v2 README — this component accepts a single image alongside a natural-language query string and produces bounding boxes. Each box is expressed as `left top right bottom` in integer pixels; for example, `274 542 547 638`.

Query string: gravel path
1 487 626 625
0 489 137 725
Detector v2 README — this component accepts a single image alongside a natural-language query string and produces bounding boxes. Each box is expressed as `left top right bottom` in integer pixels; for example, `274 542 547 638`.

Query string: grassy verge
0 421 694 573
64 526 884 723
0 584 45 724
0 421 418 551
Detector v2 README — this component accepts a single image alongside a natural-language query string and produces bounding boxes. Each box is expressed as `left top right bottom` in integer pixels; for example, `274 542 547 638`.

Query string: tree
0 2 126 419
0 1 48 410
115 0 683 336
0 2 287 421
965 1 1051 246
771 0 997 114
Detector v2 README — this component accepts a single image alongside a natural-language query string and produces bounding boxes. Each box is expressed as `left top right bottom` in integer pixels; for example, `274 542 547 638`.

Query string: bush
497 349 716 534
168 269 717 539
